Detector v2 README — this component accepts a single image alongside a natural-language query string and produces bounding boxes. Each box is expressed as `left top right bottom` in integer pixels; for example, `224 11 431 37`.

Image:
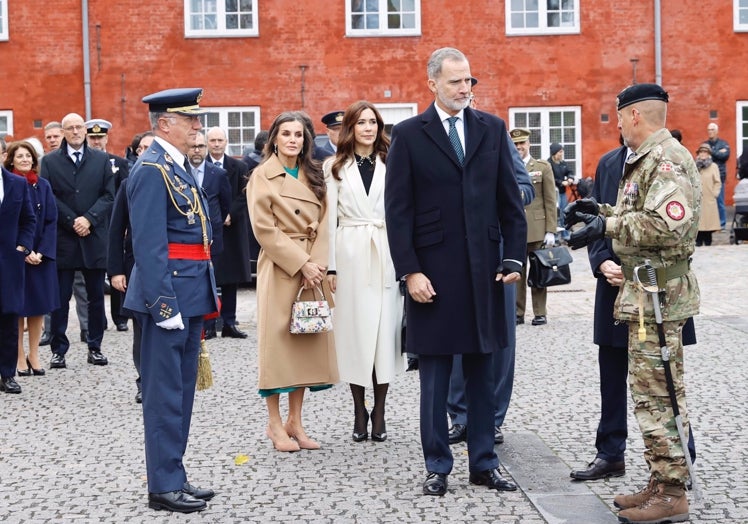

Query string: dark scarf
696 157 713 170
13 168 38 185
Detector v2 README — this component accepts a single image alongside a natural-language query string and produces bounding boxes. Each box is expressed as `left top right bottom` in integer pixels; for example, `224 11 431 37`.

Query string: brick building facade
1 1 747 201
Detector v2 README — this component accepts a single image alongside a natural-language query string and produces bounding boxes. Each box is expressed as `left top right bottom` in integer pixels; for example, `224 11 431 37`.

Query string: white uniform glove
157 313 184 330
543 232 556 248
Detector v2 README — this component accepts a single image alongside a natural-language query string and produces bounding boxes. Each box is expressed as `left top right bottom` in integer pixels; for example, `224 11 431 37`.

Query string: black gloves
568 212 606 250
496 260 522 276
563 198 600 229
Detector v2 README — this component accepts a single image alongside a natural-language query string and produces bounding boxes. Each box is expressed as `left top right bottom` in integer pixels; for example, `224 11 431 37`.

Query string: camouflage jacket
599 128 701 322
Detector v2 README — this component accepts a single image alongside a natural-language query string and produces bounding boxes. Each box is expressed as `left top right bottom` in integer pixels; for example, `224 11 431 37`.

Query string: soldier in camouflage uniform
564 83 700 524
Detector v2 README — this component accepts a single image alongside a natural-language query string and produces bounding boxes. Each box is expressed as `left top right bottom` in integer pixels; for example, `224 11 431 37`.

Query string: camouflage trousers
627 320 690 485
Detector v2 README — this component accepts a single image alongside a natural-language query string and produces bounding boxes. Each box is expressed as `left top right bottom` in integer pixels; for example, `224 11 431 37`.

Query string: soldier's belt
622 259 690 288
168 243 210 260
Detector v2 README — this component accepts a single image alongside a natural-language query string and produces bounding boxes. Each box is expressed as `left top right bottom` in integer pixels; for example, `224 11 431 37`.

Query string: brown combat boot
614 477 658 510
617 482 689 524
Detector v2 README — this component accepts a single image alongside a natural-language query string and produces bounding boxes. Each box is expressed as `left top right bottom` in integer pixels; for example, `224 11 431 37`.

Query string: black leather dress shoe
0 376 22 394
116 322 129 332
516 316 525 325
469 468 517 491
494 426 504 444
80 330 88 343
422 472 448 496
148 490 206 513
39 331 51 346
135 390 142 404
183 482 215 501
204 327 217 340
448 423 467 445
531 315 547 326
221 324 248 339
87 349 108 366
50 353 67 369
570 457 625 481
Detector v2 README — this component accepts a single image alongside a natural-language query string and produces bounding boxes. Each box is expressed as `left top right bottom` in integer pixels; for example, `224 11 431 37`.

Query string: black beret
616 83 669 110
142 88 206 115
321 111 344 128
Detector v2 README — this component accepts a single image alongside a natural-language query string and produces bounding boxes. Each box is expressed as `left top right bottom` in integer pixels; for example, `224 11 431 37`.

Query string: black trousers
51 268 106 355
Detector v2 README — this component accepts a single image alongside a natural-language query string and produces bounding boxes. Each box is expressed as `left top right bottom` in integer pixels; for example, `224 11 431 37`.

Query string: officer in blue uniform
124 88 219 514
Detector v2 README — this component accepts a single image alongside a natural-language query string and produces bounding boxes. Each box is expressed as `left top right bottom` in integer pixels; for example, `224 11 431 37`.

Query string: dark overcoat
40 140 115 269
385 104 527 355
589 146 695 346
19 176 60 316
107 152 130 193
211 155 252 284
0 168 36 314
201 161 231 256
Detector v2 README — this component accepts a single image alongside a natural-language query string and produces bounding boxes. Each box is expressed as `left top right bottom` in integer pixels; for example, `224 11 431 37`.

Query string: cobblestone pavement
2 240 747 523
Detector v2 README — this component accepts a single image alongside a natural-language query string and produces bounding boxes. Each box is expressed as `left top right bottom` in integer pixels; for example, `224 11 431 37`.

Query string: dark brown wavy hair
330 101 389 181
4 140 40 173
263 111 325 200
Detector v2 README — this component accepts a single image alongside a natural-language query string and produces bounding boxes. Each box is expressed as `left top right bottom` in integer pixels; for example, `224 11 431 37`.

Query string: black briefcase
527 246 573 288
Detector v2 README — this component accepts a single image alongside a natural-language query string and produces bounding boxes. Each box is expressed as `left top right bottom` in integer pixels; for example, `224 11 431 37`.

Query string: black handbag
527 246 573 288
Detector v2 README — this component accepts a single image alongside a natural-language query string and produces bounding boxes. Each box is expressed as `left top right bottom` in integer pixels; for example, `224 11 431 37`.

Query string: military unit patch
666 201 686 221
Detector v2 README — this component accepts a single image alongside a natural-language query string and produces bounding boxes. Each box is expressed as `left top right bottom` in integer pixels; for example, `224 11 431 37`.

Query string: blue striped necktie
447 117 464 165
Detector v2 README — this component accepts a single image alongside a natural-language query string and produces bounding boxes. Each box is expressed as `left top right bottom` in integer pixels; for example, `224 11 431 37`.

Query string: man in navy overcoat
385 47 527 496
0 167 36 393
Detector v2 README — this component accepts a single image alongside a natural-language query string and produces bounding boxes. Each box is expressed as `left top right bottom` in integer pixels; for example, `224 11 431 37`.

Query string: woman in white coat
325 101 405 442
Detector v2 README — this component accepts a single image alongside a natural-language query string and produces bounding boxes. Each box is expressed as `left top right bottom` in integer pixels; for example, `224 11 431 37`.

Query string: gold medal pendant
187 211 196 225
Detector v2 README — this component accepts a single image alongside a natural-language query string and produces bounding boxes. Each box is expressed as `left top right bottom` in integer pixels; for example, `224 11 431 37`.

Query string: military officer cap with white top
616 83 669 110
142 88 207 115
85 119 112 136
509 128 531 143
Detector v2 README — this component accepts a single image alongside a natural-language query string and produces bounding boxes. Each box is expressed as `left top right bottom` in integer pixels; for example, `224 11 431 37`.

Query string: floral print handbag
289 286 333 334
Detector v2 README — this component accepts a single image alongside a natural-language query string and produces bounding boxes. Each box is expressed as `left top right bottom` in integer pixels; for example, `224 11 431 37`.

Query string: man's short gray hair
427 47 468 80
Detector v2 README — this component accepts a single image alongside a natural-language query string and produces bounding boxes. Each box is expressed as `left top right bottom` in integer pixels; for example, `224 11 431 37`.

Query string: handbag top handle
296 285 326 301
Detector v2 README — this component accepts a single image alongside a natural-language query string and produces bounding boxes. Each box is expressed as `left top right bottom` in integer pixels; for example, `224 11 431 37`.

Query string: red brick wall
3 1 746 201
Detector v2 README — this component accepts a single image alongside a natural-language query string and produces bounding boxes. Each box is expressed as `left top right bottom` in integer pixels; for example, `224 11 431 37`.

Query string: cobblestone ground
1 235 746 523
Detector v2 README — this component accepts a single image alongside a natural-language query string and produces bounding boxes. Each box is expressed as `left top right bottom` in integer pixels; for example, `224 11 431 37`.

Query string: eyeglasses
64 125 85 132
189 144 207 150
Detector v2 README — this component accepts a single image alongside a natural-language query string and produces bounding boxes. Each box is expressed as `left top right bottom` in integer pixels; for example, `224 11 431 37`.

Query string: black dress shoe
148 490 206 513
221 324 248 338
469 468 517 491
135 390 142 404
87 349 109 366
570 457 625 481
0 376 22 394
39 331 51 346
116 322 129 332
494 426 504 444
204 327 217 340
80 330 88 343
50 353 67 369
422 472 448 496
183 482 215 501
516 316 525 325
406 356 419 371
448 423 467 445
531 315 547 326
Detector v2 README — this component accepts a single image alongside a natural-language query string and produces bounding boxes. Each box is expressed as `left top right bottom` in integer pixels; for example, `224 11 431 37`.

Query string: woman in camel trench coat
246 111 338 453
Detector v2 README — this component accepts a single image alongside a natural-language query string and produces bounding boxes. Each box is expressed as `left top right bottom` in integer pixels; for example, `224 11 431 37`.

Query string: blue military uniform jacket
123 139 218 323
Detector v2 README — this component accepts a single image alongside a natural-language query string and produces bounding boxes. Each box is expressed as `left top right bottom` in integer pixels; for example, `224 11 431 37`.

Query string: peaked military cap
85 119 112 136
616 83 669 110
142 88 206 115
509 128 531 143
321 111 344 128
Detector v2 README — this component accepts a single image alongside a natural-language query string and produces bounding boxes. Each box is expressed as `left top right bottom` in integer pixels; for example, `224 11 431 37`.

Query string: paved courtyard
2 236 747 523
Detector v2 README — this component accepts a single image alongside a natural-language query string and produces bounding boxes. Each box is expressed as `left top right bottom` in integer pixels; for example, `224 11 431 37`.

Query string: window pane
549 113 561 127
528 0 539 10
511 0 524 10
528 113 541 128
389 0 401 10
366 14 378 28
402 13 415 28
226 0 237 11
191 0 202 11
228 112 241 127
515 113 528 128
352 14 364 28
547 0 559 9
365 0 378 9
240 0 253 9
240 14 253 29
403 0 415 10
563 112 575 126
547 12 559 27
205 15 217 29
511 13 525 27
388 13 401 28
226 14 238 29
190 15 203 30
526 13 539 27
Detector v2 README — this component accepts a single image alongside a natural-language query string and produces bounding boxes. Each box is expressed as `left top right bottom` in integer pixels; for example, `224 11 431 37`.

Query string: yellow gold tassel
638 291 647 342
197 339 213 391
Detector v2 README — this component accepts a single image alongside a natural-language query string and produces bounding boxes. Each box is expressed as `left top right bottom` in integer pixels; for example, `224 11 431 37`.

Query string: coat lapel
463 108 487 167
422 104 462 168
262 155 319 206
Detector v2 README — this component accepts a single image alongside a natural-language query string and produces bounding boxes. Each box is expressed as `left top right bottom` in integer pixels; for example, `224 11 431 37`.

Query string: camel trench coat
246 154 338 390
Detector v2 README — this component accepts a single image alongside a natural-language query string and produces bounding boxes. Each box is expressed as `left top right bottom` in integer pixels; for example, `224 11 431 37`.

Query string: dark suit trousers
110 289 127 325
597 343 696 463
132 316 142 386
51 268 106 354
448 284 516 427
135 312 203 494
419 353 499 475
0 313 19 378
219 283 238 325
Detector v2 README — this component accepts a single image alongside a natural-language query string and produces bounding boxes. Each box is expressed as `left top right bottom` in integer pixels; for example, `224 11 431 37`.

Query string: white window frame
506 0 580 36
509 106 582 178
0 0 8 41
0 110 13 138
346 0 421 37
736 101 748 157
374 102 418 133
184 0 258 38
735 0 748 31
200 106 260 157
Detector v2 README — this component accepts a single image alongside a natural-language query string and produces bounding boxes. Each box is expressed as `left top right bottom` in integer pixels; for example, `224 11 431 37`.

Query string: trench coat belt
287 221 319 242
337 217 395 288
